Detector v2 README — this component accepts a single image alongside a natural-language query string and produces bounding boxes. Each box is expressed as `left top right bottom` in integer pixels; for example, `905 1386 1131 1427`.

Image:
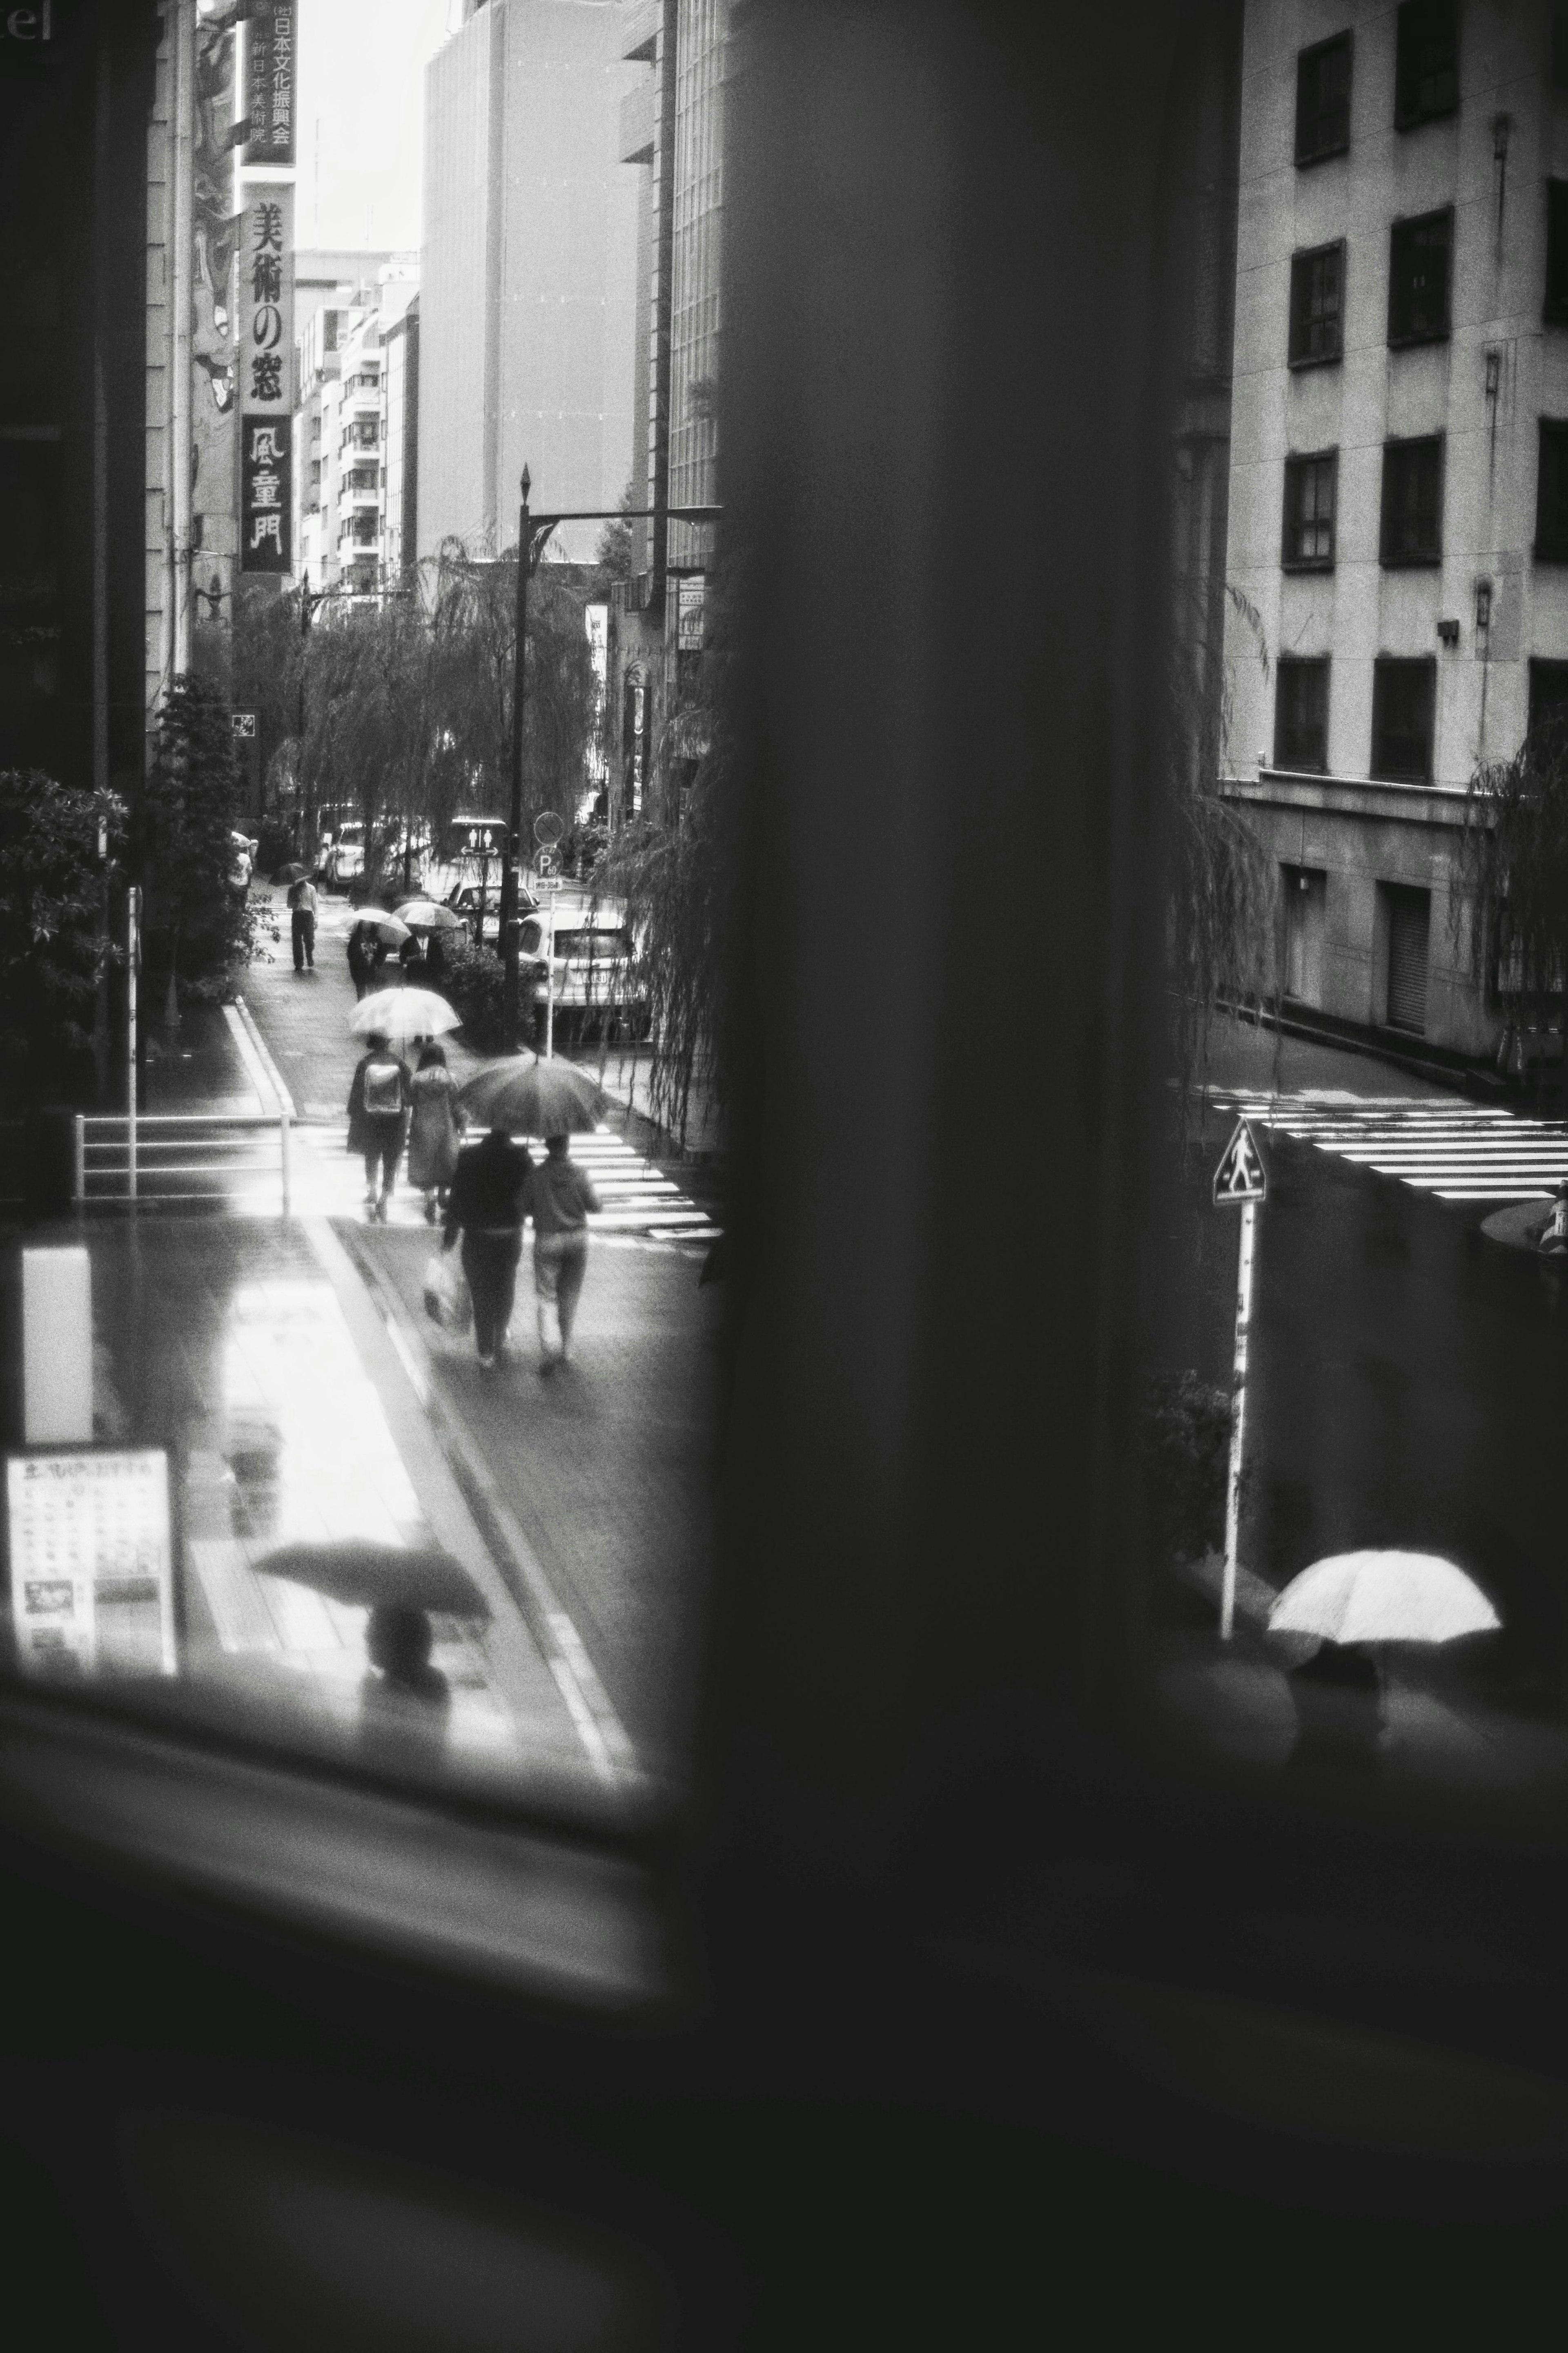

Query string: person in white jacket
522 1134 602 1374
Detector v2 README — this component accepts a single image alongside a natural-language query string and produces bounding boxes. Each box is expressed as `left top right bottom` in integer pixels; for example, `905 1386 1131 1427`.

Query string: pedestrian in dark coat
442 1125 533 1369
346 1030 412 1220
347 922 378 1001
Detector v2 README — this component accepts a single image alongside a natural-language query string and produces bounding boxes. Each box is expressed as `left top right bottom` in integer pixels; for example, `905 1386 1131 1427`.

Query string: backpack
362 1057 404 1117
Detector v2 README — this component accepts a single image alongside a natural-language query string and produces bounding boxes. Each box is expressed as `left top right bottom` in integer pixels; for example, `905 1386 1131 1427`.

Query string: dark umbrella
251 1539 490 1621
457 1054 609 1137
279 863 308 884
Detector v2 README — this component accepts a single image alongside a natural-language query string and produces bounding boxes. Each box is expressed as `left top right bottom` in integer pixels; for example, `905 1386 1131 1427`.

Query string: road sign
537 874 559 895
231 711 257 738
448 819 510 859
1213 1116 1266 1207
534 810 564 847
535 847 557 879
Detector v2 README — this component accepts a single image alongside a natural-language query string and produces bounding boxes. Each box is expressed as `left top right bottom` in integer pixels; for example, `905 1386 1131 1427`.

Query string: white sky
292 0 459 252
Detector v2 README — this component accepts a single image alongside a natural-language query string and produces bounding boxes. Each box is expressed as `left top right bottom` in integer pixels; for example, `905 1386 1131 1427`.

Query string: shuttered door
1386 886 1431 1033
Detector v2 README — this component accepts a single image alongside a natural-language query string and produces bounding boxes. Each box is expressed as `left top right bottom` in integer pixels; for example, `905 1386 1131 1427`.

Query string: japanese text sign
7 1449 176 1681
239 181 293 413
243 0 295 168
241 415 292 574
677 574 706 652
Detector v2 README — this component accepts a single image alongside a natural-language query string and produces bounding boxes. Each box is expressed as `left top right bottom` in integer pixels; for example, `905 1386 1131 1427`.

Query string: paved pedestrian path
1207 1088 1568 1205
240 887 720 1242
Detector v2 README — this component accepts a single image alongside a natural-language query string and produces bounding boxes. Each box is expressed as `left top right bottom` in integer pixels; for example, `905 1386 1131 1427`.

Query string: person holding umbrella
346 1028 412 1220
524 1135 603 1376
347 919 379 1001
441 1120 534 1370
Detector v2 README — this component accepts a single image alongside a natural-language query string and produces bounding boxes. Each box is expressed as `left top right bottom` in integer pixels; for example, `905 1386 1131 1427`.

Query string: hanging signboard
238 181 293 414
7 1449 177 1680
677 573 706 653
240 414 292 573
243 0 296 169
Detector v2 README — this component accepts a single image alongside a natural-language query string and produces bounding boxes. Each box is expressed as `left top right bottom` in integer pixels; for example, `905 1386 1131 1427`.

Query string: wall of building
419 1 502 556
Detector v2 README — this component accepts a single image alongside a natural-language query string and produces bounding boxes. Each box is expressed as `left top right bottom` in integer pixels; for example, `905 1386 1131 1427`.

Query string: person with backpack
346 1029 412 1221
287 873 318 972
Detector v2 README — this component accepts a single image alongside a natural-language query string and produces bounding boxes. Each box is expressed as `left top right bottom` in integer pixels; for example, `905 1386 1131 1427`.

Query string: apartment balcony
619 77 655 164
621 0 658 64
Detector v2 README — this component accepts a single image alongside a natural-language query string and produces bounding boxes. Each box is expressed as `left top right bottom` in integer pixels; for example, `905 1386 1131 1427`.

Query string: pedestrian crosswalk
1206 1090 1568 1204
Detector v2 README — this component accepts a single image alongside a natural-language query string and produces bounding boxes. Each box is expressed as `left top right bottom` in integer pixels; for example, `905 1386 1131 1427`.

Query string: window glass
1380 436 1443 563
1282 452 1337 568
1394 0 1459 129
1388 209 1452 345
1294 32 1352 164
1537 421 1568 558
1274 658 1330 769
1370 655 1436 778
1546 183 1568 323
1288 243 1344 364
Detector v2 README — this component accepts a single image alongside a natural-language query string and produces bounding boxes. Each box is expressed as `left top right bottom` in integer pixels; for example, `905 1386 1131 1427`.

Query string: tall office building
607 0 732 829
293 268 419 605
417 0 639 564
1222 0 1568 1058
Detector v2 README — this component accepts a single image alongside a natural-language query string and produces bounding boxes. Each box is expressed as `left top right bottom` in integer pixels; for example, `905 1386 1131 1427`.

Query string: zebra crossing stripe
1203 1091 1568 1204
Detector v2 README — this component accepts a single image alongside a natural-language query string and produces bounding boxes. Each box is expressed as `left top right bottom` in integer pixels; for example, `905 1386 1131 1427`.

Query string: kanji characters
250 352 283 402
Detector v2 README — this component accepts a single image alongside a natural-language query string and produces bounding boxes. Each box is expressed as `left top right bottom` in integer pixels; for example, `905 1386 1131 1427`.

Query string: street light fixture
500 466 721 1049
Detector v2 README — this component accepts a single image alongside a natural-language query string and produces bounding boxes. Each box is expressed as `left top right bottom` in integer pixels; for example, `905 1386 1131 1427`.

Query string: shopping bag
422 1252 472 1335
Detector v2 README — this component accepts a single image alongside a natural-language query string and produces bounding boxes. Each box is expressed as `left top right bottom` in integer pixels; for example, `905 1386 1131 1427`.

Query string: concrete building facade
1222 0 1568 1060
417 0 639 565
293 268 419 605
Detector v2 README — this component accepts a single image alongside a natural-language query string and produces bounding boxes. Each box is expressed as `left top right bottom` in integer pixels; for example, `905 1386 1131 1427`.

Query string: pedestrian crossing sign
1213 1116 1266 1206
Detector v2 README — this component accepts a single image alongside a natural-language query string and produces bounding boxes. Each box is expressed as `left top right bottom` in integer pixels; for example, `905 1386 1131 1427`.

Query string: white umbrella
349 988 461 1046
1268 1551 1501 1646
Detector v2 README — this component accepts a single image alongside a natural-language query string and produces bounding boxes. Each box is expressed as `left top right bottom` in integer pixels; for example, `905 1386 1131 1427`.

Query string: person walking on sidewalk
408 1042 466 1224
441 1124 533 1370
288 874 318 971
347 920 378 1000
347 1030 412 1221
524 1134 602 1377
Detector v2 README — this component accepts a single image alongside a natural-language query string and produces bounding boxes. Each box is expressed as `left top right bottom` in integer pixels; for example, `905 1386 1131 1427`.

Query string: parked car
228 832 257 898
445 875 538 948
323 822 365 888
519 894 651 1042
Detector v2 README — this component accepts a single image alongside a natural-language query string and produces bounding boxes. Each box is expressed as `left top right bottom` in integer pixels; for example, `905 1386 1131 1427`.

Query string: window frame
1548 182 1568 327
1287 239 1346 367
1294 29 1353 166
1281 448 1339 571
1393 0 1460 132
1273 654 1331 772
1387 206 1453 348
1380 433 1444 567
1371 653 1438 781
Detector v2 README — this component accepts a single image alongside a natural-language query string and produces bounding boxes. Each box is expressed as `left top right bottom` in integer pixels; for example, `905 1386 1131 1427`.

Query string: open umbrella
1268 1551 1501 1646
350 911 412 947
457 1054 610 1136
252 1539 490 1621
350 988 461 1045
394 898 464 932
279 862 308 884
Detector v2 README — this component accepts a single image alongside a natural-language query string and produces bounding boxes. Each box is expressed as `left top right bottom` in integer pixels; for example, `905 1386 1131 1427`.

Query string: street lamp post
500 466 720 1050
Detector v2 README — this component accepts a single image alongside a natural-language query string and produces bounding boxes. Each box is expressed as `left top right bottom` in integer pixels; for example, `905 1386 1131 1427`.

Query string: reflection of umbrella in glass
350 988 461 1045
457 1054 610 1137
252 1539 490 1621
394 898 464 932
1269 1551 1502 1646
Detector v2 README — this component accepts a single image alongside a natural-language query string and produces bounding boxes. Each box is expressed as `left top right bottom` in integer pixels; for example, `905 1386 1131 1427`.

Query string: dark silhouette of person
1286 1640 1381 1771
358 1604 452 1771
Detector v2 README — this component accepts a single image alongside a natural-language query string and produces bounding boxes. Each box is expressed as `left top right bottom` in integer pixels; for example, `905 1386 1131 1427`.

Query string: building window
1274 656 1330 770
1388 208 1452 345
1383 883 1432 1033
1536 421 1568 558
1548 183 1568 324
1288 241 1345 364
1282 451 1337 569
1555 5 1568 89
1371 656 1437 781
1380 437 1443 564
1528 657 1568 739
1394 0 1459 131
1295 31 1352 163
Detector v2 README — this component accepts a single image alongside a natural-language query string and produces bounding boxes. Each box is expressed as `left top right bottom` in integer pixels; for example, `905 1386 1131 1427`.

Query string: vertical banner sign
192 16 239 652
239 179 294 574
243 0 296 169
677 574 705 652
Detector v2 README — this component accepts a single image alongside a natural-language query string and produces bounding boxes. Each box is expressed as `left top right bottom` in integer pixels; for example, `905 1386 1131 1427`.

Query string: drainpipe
170 0 196 681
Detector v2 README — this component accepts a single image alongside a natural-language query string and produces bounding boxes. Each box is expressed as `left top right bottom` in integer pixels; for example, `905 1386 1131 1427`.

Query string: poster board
6 1450 177 1680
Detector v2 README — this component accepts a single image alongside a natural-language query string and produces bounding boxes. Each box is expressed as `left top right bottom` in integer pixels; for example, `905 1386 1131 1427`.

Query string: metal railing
75 1110 292 1214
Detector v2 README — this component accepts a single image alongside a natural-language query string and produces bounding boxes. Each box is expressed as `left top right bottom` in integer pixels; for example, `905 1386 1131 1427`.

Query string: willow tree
1458 713 1568 1098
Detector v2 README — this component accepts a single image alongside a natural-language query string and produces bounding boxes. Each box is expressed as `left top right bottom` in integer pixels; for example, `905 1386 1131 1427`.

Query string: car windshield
553 931 633 960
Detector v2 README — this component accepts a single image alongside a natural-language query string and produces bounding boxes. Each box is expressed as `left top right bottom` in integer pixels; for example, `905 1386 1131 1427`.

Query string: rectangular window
1394 0 1459 130
1548 182 1568 325
1380 436 1443 564
1536 421 1568 559
1274 656 1330 770
1556 5 1568 89
1295 31 1352 163
1388 208 1452 345
1528 657 1568 739
1371 656 1437 781
1282 451 1338 569
1384 883 1432 1032
1288 241 1345 364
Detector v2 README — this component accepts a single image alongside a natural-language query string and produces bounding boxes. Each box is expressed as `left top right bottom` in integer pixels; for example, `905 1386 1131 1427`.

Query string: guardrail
75 1111 292 1214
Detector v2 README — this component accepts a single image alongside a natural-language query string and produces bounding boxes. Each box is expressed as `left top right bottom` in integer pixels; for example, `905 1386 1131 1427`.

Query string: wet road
1152 1104 1568 1700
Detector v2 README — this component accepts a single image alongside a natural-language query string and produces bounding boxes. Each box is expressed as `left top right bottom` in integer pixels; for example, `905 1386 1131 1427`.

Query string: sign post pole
126 885 140 1206
533 814 564 1060
1212 1114 1267 1642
